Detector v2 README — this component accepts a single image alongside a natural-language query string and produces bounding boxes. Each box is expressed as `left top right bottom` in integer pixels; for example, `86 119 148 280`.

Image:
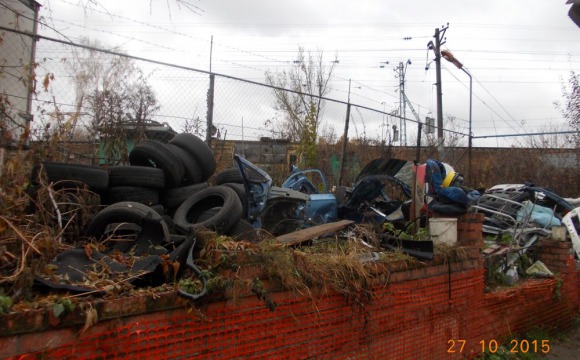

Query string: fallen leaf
82 306 98 333
52 303 65 318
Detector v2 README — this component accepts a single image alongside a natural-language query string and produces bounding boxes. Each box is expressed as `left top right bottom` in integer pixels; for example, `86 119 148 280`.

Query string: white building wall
0 0 39 147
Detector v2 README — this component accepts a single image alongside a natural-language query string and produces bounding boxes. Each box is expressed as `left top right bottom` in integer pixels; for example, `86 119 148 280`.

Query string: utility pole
430 25 448 159
396 62 405 147
394 60 412 146
338 79 352 186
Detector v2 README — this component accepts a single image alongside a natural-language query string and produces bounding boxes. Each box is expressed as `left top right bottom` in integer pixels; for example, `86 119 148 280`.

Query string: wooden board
276 220 355 246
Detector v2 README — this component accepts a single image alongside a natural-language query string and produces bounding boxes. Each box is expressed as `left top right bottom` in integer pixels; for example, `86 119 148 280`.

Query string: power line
442 64 527 136
473 130 579 139
5 2 572 147
49 0 291 66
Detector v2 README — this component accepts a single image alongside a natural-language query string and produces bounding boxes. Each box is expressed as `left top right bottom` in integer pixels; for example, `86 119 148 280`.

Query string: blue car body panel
307 194 338 224
233 154 411 234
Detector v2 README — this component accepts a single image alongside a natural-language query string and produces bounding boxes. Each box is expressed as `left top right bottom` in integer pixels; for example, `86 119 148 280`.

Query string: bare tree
63 39 160 163
522 123 572 149
64 38 138 139
265 47 337 142
412 115 466 149
43 0 204 17
180 110 204 137
89 89 127 162
125 72 161 140
556 71 580 149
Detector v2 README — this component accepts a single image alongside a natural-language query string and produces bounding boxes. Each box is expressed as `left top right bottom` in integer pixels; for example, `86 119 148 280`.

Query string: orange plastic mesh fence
11 267 579 359
482 276 578 337
13 270 479 359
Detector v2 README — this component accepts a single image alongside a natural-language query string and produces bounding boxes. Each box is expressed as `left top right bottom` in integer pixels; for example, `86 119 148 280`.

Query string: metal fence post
206 73 215 146
338 103 351 186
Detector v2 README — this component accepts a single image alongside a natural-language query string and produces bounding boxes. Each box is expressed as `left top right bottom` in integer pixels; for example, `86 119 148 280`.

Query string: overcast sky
35 0 580 147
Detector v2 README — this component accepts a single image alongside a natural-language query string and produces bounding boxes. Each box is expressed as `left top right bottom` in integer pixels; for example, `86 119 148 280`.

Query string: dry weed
0 157 101 301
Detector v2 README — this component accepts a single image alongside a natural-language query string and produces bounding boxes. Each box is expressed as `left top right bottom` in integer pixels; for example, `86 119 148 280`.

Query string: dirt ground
544 326 580 359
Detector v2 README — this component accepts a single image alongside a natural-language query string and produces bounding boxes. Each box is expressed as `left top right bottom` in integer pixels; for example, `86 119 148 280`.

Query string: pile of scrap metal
235 156 580 274
29 153 436 301
471 183 580 274
233 156 482 260
235 156 479 232
234 155 415 235
30 150 579 300
234 154 433 258
406 160 580 263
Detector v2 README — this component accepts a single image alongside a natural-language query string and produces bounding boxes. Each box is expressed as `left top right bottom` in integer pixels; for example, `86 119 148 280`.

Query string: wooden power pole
432 25 448 160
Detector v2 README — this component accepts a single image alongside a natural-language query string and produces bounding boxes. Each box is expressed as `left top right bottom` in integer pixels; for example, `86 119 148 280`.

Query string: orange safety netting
8 266 580 360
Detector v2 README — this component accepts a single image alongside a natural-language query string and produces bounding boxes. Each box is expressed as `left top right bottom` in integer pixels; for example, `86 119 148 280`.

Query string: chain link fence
1 29 417 175
1 28 578 193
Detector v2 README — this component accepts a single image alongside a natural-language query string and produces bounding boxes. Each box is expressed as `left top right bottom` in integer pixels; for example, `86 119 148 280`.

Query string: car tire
108 165 165 189
106 186 160 206
215 168 243 185
227 219 258 242
31 162 109 191
196 207 220 222
85 201 169 244
222 182 247 217
169 133 216 181
160 182 209 210
129 140 184 189
165 143 204 186
173 185 242 233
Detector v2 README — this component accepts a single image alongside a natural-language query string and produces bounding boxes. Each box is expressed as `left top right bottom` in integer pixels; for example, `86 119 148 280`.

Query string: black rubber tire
106 186 160 206
169 133 216 181
31 162 109 191
129 140 184 189
173 185 242 233
85 201 169 241
150 204 165 216
108 165 165 189
222 182 247 217
165 143 203 185
227 219 258 242
160 182 209 210
105 200 157 213
196 207 220 223
214 168 243 185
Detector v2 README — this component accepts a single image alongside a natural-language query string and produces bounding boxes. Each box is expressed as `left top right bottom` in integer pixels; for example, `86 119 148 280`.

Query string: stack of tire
105 133 216 214
200 167 256 241
32 133 255 242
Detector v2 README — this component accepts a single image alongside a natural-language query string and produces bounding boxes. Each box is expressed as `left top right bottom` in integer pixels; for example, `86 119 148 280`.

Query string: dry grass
435 243 470 262
194 226 416 312
0 155 106 303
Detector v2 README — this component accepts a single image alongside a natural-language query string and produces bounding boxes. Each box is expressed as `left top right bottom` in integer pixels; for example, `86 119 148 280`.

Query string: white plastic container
506 266 519 286
429 218 458 246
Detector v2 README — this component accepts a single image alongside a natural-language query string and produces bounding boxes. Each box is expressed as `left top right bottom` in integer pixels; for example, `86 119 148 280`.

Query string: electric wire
4 2 573 145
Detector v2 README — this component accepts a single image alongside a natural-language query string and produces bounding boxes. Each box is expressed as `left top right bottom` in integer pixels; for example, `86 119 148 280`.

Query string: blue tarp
517 200 561 228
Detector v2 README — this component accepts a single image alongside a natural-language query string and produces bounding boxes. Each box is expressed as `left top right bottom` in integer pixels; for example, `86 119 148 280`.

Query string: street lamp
441 49 473 182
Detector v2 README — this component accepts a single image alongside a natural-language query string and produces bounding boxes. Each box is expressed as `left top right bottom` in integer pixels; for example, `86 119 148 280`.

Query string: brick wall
1 219 579 359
